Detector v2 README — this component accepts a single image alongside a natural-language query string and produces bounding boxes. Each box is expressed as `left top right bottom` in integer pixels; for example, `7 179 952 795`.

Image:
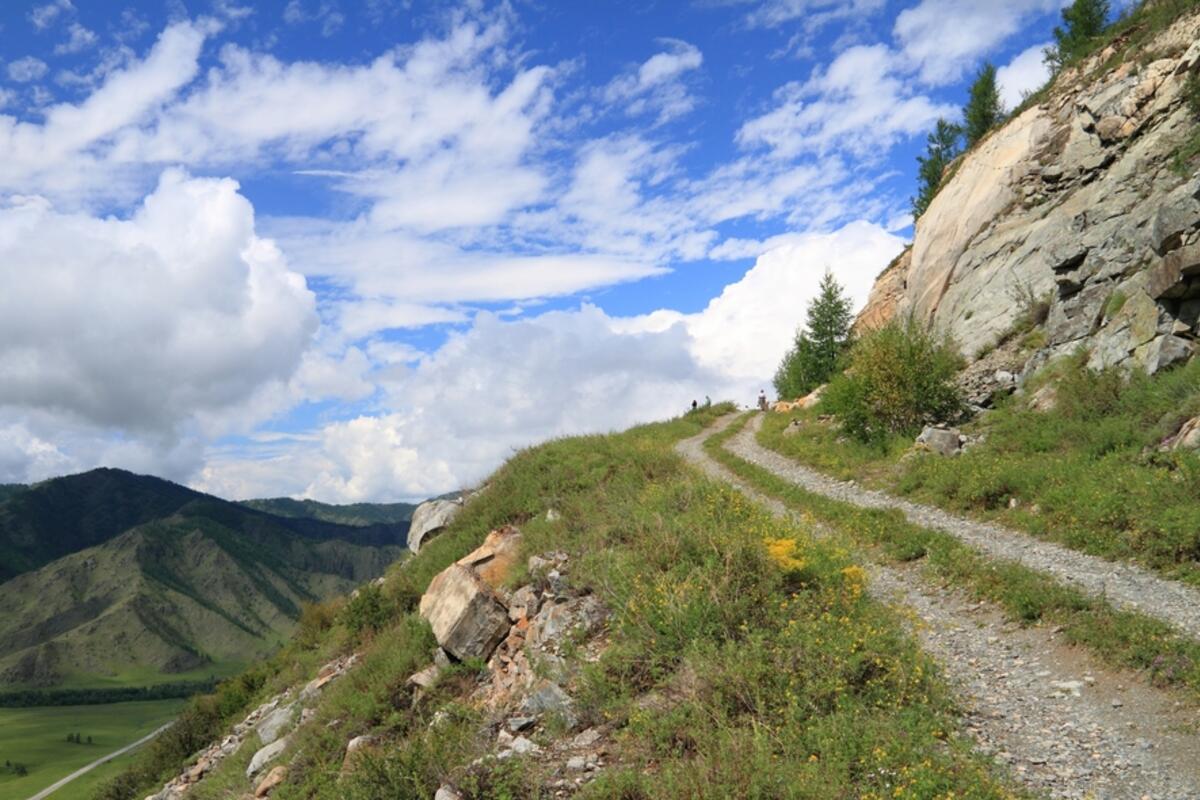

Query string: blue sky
0 0 1075 500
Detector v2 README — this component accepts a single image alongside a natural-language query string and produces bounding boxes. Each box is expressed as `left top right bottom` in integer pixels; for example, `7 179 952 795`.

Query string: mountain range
0 468 413 693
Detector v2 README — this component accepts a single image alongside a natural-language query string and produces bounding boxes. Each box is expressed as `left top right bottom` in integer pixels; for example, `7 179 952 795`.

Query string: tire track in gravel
678 415 1200 800
734 414 1200 642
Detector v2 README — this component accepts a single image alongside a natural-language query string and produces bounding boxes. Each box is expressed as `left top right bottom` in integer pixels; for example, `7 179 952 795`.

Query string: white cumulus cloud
0 169 318 436
7 57 49 83
997 42 1052 109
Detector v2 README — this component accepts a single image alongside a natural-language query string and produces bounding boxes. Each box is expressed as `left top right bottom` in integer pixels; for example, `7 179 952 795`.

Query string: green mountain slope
0 469 205 581
240 497 417 527
0 509 403 690
0 469 411 692
0 469 413 583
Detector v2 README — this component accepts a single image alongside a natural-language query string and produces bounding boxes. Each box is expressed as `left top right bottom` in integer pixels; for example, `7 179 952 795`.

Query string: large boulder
408 498 463 553
418 527 524 660
420 564 510 660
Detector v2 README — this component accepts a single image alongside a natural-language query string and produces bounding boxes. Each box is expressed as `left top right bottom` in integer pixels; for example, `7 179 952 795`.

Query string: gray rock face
855 16 1200 376
407 498 462 553
1150 180 1200 255
521 680 577 728
1136 334 1195 374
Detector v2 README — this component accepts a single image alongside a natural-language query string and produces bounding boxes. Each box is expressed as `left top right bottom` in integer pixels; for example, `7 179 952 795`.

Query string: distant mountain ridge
240 497 417 527
0 468 412 582
0 468 412 691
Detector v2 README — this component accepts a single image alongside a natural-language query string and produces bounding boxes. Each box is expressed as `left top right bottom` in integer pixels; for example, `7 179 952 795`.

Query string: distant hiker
757 390 768 411
691 399 698 411
704 395 712 408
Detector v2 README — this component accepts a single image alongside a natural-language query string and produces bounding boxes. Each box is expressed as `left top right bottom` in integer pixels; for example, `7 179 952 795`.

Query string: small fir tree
1045 0 1111 71
964 62 1003 146
773 271 854 399
912 118 962 219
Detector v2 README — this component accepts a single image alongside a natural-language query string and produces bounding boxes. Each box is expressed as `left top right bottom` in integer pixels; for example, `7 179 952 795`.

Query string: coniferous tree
773 271 853 399
912 118 962 219
964 62 1003 146
1045 0 1111 71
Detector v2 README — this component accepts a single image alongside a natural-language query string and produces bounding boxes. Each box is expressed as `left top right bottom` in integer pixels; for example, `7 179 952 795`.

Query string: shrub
1009 282 1053 336
823 318 963 442
1187 71 1200 118
296 597 344 647
342 583 393 638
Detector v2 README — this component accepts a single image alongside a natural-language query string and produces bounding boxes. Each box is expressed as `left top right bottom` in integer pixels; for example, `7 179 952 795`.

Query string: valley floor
0 699 183 800
684 412 1200 798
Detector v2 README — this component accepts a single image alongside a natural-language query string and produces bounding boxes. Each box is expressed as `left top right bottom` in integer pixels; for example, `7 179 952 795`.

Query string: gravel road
730 414 1200 642
678 415 1200 800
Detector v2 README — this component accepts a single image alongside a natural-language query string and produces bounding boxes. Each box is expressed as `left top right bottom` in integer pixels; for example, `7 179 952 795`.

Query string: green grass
760 356 1200 588
125 404 1029 800
709 411 1200 700
0 699 184 799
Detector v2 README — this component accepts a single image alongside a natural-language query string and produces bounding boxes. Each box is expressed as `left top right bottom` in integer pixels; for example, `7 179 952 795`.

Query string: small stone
1112 699 1124 708
1050 680 1085 697
566 756 587 770
510 736 540 755
572 728 602 748
507 716 538 732
434 786 463 800
254 765 287 797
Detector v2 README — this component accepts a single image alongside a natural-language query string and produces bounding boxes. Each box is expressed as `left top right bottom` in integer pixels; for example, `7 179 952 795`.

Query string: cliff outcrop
858 11 1200 379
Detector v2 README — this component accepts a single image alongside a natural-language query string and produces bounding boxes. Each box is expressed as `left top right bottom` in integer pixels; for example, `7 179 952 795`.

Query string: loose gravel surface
678 415 1200 800
732 414 1200 642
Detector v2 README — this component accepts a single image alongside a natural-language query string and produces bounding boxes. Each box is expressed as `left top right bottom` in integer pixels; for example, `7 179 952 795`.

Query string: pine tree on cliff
1046 0 1111 71
912 118 962 220
773 271 853 399
964 63 1002 146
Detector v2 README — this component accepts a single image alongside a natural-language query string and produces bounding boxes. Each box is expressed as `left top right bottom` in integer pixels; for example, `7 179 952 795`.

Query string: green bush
342 583 393 638
823 319 963 442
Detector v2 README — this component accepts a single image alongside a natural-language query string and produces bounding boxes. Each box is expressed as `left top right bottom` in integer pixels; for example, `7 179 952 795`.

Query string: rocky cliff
857 10 1200 380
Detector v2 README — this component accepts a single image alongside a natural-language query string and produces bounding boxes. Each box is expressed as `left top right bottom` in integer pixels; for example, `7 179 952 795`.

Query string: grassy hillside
0 472 410 694
0 700 184 800
94 406 1025 800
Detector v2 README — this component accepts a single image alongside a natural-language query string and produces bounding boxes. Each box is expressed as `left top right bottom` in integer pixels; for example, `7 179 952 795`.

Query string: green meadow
0 700 183 800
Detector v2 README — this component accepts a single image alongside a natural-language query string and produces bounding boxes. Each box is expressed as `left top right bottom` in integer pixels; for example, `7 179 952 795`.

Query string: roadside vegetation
762 353 1200 587
705 413 1200 700
97 404 1029 800
823 318 963 443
